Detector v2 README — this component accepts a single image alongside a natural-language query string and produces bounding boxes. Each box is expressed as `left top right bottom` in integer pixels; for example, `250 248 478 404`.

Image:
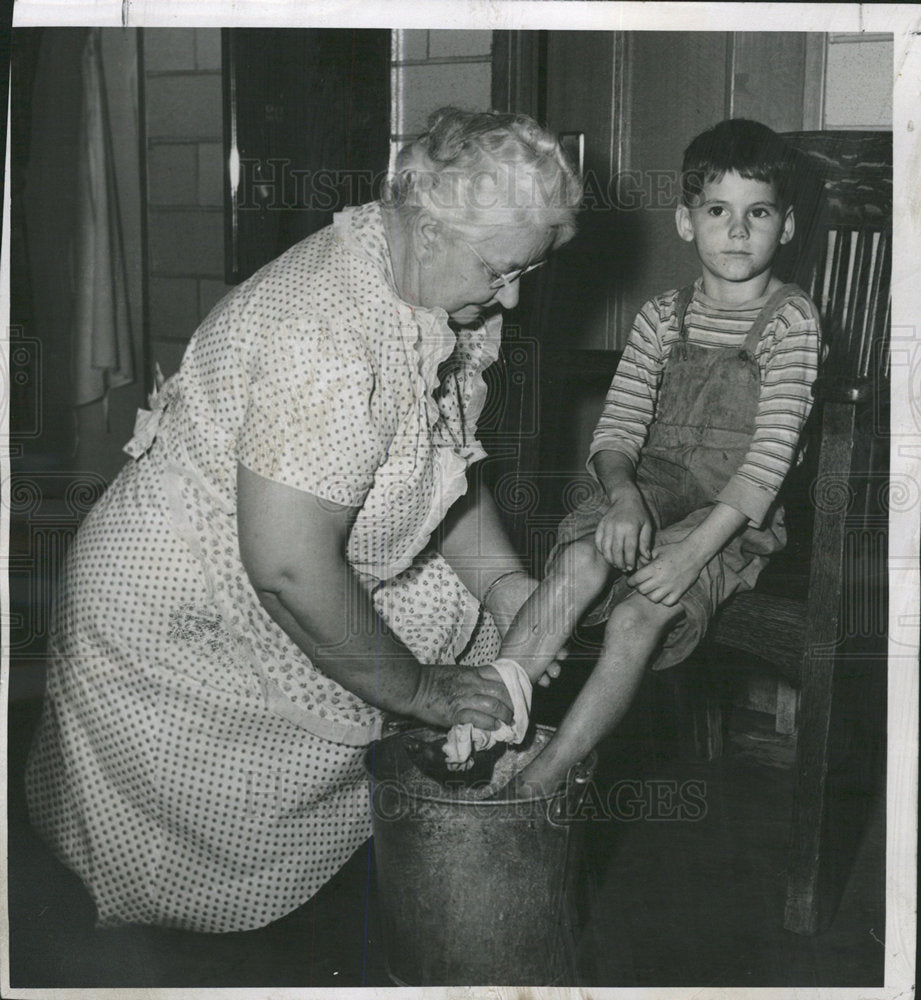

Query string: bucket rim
363 723 594 807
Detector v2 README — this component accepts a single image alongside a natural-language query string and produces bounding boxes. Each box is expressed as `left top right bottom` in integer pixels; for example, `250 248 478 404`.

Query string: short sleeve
237 315 382 507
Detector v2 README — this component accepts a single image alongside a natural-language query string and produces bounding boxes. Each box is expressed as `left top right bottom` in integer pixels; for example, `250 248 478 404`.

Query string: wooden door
224 28 391 284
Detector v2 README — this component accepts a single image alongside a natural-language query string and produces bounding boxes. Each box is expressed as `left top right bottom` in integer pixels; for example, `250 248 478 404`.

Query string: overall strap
741 283 802 357
673 283 697 340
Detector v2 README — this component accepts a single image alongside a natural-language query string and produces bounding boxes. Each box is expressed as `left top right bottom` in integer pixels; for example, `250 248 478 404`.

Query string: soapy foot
492 751 565 800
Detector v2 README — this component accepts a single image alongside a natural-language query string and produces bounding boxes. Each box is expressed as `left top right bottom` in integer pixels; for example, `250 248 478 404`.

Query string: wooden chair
684 131 892 934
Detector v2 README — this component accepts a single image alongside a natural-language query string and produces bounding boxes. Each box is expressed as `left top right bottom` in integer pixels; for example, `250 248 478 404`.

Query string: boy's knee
563 537 609 578
546 536 605 586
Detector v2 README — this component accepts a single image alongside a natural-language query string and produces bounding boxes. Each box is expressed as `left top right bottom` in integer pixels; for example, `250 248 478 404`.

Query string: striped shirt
588 279 821 525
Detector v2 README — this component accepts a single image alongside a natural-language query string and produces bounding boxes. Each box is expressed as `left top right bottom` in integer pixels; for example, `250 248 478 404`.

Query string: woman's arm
237 463 513 731
437 476 527 598
437 475 566 686
436 475 535 632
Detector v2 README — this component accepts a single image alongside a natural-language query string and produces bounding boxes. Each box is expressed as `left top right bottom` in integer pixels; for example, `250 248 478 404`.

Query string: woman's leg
498 537 613 685
512 591 683 794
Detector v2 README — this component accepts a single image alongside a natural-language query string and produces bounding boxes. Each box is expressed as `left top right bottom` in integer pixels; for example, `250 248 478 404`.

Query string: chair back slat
782 131 892 392
850 230 873 364
861 231 890 380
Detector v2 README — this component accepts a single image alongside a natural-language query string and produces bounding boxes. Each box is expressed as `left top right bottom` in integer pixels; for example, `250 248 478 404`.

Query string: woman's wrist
405 660 435 723
482 568 531 611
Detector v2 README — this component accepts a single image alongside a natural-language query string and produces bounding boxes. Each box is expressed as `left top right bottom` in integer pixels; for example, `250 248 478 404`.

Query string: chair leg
783 650 843 935
775 679 798 736
690 694 723 761
668 667 724 762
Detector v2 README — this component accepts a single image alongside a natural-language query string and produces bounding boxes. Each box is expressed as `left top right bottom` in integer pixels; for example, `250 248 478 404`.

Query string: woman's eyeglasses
461 239 545 290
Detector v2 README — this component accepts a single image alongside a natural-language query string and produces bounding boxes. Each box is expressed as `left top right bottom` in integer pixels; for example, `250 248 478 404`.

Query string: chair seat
751 544 811 602
709 591 806 683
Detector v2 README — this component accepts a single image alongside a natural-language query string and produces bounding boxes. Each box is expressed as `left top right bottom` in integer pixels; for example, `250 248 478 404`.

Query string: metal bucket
364 725 594 986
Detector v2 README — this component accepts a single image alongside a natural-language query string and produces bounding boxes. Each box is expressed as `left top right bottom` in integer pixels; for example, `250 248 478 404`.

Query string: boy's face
675 171 794 301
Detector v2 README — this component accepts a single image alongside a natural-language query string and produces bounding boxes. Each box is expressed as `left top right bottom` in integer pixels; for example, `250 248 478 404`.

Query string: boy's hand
626 539 705 606
594 485 655 572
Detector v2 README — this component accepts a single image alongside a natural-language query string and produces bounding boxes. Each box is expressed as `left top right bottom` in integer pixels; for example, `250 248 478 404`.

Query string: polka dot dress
25 203 503 932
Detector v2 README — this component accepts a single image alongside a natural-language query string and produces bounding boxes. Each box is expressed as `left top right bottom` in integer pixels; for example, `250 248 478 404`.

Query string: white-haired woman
26 107 582 932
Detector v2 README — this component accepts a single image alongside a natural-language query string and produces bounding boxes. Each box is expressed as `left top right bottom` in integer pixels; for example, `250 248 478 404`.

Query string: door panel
224 28 391 284
620 31 732 334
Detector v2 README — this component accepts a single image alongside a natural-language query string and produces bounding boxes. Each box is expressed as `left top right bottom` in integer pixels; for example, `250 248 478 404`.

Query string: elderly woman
26 107 582 932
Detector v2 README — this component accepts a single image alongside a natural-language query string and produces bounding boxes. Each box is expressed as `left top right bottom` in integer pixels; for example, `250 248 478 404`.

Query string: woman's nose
495 281 520 309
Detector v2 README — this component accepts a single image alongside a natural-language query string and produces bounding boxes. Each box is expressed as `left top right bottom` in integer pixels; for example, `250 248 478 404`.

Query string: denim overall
558 281 803 666
634 282 801 528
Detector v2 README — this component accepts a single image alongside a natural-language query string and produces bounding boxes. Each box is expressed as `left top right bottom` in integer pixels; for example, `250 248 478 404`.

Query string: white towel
443 658 532 770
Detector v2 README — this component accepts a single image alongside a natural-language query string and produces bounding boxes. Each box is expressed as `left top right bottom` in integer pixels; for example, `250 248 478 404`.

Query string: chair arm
811 376 875 405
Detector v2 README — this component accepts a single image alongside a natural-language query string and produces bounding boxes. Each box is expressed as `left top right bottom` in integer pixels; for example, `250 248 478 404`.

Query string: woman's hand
626 539 704 606
407 664 515 731
594 484 655 572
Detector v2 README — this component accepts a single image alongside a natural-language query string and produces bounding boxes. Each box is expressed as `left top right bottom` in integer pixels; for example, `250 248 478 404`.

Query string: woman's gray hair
386 107 583 250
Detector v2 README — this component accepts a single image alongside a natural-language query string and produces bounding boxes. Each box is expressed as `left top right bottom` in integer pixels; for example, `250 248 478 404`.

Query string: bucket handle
381 716 418 738
547 756 595 825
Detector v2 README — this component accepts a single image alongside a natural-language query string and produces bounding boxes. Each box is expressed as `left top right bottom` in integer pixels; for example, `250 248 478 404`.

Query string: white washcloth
443 658 533 770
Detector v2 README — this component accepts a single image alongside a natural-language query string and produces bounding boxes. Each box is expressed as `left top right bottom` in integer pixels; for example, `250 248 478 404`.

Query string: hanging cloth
71 28 135 408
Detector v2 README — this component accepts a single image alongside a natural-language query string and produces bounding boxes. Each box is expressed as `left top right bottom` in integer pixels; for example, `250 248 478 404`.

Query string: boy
492 119 821 793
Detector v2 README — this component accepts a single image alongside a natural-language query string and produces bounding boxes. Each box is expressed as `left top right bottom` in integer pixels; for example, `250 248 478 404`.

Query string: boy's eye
750 207 771 219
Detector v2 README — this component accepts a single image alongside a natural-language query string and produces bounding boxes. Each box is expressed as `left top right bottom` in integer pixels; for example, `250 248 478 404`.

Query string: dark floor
6 672 886 990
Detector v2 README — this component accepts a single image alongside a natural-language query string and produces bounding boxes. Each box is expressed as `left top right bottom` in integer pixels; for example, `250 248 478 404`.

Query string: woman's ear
412 210 441 264
675 204 695 243
780 206 795 245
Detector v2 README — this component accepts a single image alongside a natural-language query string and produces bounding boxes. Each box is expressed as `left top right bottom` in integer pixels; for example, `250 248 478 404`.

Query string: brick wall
143 28 233 377
392 30 492 147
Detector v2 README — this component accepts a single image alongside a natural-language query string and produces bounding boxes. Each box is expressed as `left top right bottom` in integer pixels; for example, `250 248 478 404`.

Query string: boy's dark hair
681 118 796 209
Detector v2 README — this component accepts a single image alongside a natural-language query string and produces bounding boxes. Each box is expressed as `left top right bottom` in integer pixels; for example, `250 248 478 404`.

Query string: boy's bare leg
499 538 614 685
512 591 683 795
